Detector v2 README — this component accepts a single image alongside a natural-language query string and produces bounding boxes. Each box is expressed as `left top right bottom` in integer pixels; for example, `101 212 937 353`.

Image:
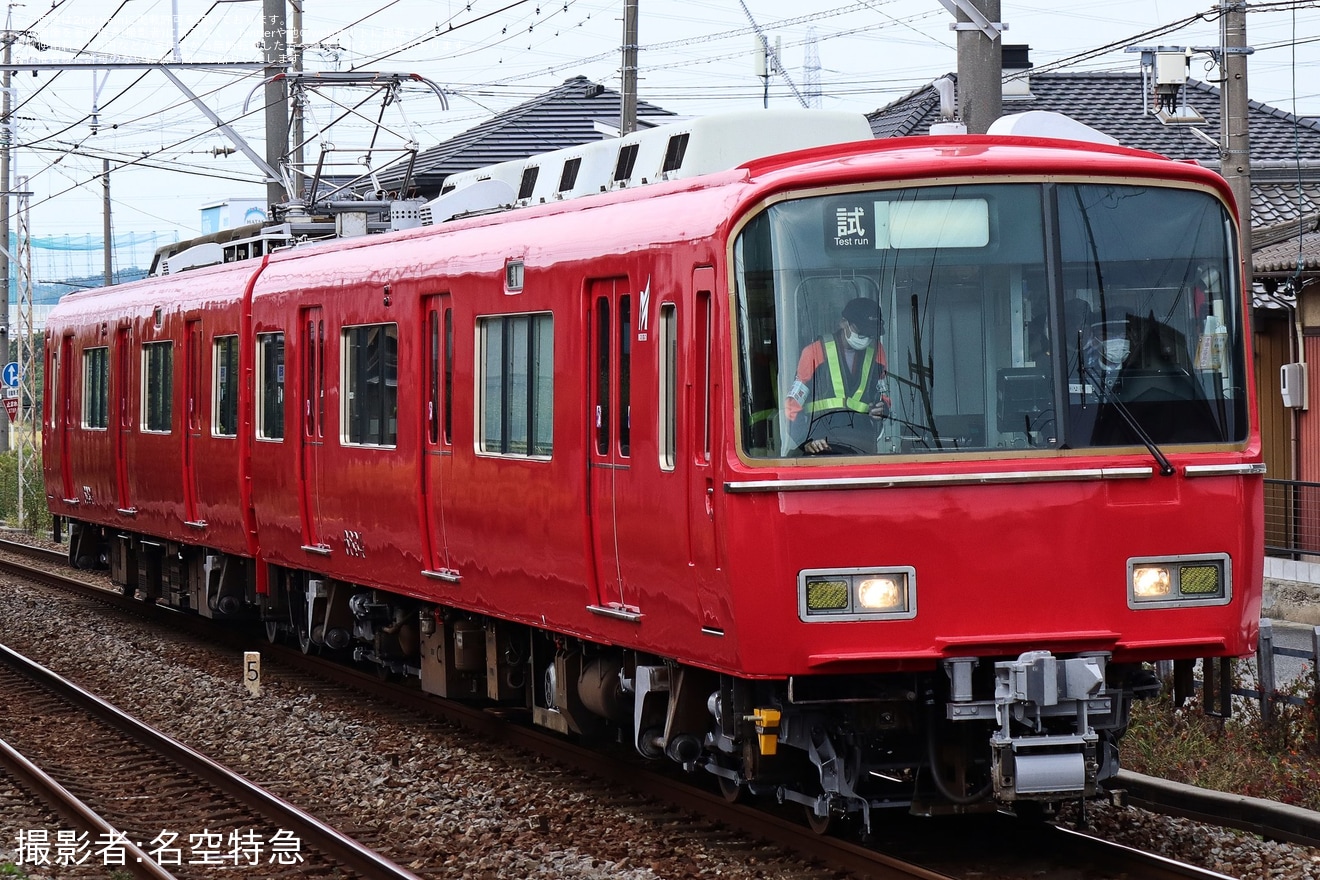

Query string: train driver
785 297 891 455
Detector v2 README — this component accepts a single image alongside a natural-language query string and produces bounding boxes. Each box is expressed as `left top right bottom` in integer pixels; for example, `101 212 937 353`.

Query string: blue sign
2 362 17 387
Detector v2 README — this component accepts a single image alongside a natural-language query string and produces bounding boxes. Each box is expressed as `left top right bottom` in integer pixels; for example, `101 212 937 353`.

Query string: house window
479 313 553 456
143 341 173 432
257 332 285 440
83 346 109 429
343 323 398 446
213 335 238 437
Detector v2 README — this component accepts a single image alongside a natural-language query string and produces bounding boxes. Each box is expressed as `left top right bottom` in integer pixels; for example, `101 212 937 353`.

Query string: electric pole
261 0 290 210
947 0 1003 134
620 0 638 135
1220 2 1252 294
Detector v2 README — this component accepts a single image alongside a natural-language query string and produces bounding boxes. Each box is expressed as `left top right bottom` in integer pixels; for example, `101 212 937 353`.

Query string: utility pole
1220 1 1252 294
946 0 1003 134
290 1 304 192
620 0 638 135
261 0 290 210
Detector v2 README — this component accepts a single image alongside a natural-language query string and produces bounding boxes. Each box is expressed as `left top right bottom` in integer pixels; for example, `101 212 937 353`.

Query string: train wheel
717 775 747 804
805 806 834 835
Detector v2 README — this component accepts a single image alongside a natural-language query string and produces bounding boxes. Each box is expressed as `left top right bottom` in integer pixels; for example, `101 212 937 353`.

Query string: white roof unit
423 109 874 223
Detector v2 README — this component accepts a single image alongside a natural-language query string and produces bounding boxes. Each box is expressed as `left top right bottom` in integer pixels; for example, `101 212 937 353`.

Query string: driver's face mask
1101 337 1130 368
845 329 871 351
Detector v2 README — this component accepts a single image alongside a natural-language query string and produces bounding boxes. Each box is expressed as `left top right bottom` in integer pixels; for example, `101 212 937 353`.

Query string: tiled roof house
871 66 1320 488
400 76 676 195
868 69 1320 264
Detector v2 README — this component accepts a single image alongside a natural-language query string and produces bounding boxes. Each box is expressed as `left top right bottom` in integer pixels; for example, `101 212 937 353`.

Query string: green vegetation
0 449 52 536
1122 663 1320 810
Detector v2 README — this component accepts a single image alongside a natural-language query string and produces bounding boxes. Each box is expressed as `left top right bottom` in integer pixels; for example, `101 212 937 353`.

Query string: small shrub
1123 661 1320 811
0 449 52 535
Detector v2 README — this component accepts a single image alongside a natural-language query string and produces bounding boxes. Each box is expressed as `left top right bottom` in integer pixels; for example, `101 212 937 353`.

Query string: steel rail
0 640 424 880
0 736 178 880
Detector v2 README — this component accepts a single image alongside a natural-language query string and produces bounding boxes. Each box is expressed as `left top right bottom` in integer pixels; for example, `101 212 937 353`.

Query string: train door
182 319 204 525
299 305 328 552
687 268 724 631
113 326 133 513
54 334 74 502
587 278 637 615
420 293 458 580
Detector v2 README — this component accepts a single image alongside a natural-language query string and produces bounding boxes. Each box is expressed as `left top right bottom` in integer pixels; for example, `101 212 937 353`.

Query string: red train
44 110 1263 830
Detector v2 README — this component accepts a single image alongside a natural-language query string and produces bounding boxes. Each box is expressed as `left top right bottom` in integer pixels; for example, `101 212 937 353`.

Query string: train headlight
799 567 916 622
1132 566 1172 599
857 577 903 611
1128 555 1231 609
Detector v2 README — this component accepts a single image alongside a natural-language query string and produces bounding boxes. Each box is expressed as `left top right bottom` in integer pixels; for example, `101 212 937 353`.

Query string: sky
6 0 1320 266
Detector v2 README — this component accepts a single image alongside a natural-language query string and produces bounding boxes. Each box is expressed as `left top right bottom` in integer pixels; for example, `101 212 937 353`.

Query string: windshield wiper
1081 365 1176 477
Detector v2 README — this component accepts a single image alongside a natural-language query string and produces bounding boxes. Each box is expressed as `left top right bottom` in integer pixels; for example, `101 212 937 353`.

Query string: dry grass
1121 662 1320 811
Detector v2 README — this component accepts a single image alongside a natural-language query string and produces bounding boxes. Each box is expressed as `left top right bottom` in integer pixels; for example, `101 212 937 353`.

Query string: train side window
343 323 398 447
256 332 285 440
443 308 454 444
213 335 238 437
82 346 109 429
658 303 677 471
427 311 440 445
478 312 553 457
142 341 173 433
619 294 631 457
425 306 454 446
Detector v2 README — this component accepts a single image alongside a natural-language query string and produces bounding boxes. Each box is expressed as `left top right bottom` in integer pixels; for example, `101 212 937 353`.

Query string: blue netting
13 231 179 303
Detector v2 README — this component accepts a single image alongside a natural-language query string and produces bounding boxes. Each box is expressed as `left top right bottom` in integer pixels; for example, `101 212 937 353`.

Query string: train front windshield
734 182 1247 460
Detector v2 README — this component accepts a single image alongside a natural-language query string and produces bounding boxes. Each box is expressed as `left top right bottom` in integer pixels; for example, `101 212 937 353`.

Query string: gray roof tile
401 76 674 192
868 71 1320 267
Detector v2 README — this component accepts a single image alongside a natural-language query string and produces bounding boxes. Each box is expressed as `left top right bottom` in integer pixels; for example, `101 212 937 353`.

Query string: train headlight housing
1127 554 1231 609
799 567 916 621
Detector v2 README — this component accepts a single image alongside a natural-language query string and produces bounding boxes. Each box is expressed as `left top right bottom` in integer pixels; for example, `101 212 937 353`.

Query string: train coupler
945 650 1116 800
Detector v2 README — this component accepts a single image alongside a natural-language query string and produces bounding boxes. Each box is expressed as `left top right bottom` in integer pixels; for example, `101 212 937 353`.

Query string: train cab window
142 341 173 433
343 323 398 447
257 332 285 440
733 182 1246 460
82 346 109 429
478 312 553 457
213 335 238 437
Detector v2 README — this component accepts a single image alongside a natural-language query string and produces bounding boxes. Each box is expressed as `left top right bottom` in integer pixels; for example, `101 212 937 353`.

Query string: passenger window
142 341 173 432
213 335 238 437
82 346 109 429
257 332 285 440
342 323 398 446
478 312 553 457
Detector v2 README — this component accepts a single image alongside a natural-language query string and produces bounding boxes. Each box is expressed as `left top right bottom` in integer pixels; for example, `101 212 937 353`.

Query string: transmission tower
14 175 35 529
803 27 822 109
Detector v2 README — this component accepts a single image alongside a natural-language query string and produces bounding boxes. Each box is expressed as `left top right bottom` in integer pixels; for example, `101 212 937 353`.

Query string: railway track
0 637 423 880
0 535 1302 879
